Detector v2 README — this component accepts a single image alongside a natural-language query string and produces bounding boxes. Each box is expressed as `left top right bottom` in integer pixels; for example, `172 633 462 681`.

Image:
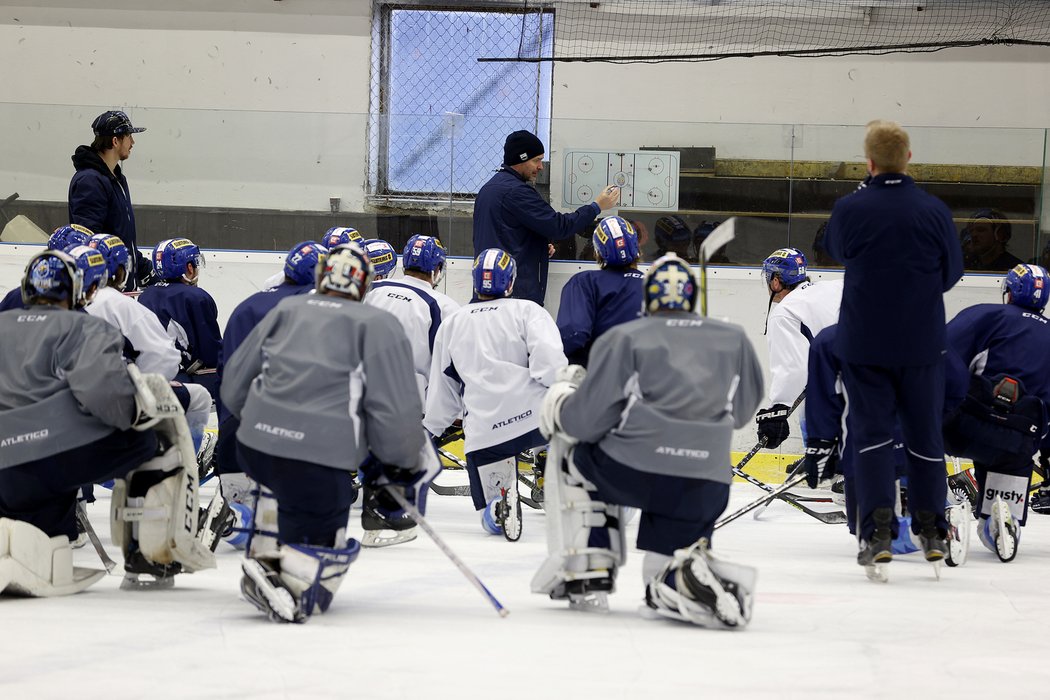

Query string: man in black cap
960 208 1024 272
473 130 620 305
68 110 151 290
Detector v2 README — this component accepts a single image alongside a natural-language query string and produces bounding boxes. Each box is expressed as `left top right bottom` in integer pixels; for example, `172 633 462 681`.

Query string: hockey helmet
363 238 398 279
317 242 372 300
284 241 328 286
1002 263 1048 312
473 248 516 298
65 245 109 305
643 253 697 314
593 216 640 268
154 238 205 281
21 250 82 309
761 248 808 289
48 224 93 251
321 227 363 249
88 234 130 289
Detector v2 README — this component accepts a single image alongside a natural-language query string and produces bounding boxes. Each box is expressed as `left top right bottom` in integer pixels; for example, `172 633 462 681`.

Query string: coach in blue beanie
473 130 620 305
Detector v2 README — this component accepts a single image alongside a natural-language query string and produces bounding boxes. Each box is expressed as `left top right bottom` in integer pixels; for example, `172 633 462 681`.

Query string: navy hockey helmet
48 224 93 251
473 248 516 298
317 242 372 300
21 250 82 309
363 238 397 279
1002 263 1048 312
643 253 697 314
154 238 205 281
321 227 363 249
403 234 447 286
284 241 328 286
654 215 692 244
593 216 640 268
761 248 808 289
88 234 130 289
65 245 109 306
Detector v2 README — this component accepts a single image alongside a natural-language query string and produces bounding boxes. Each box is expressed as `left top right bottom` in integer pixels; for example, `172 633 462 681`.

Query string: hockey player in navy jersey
363 238 398 281
824 120 963 574
0 224 93 312
221 243 438 623
425 248 567 540
137 238 222 401
943 264 1050 562
534 253 763 626
0 249 214 594
755 248 843 450
556 216 643 367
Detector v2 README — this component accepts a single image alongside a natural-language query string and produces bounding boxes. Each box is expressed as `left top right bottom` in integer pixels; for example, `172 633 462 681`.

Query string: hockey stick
385 487 509 618
437 447 467 469
716 460 848 529
743 390 807 518
699 217 736 317
429 482 472 497
75 501 117 573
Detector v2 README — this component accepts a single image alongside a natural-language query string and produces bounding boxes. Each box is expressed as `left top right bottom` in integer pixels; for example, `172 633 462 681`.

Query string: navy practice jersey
556 267 644 367
137 282 222 371
0 287 24 312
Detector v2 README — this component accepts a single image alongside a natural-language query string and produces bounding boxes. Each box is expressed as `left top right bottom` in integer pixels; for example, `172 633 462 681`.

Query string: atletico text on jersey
364 277 460 402
765 279 843 406
424 297 567 453
137 282 223 372
556 268 644 367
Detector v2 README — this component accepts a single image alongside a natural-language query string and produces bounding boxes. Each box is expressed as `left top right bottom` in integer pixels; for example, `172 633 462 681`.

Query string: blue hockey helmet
65 245 109 305
321 227 363 249
643 253 697 314
284 241 328 286
21 250 82 309
1002 263 1048 312
473 248 516 298
593 216 640 267
403 234 447 273
761 247 808 289
48 224 93 251
654 216 692 244
317 242 372 300
154 238 205 282
88 234 130 289
363 238 397 279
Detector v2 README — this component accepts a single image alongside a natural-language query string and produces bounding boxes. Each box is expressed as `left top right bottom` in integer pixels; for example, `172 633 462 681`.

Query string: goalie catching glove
539 364 587 440
804 438 839 489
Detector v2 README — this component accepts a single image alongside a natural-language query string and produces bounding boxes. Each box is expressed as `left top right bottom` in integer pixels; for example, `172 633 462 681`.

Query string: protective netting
488 1 1050 63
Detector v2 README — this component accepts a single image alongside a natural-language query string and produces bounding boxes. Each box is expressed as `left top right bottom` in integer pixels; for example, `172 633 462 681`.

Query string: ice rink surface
4 475 1050 700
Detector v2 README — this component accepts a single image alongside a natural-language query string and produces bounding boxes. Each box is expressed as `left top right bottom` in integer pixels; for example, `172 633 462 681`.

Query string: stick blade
700 217 736 263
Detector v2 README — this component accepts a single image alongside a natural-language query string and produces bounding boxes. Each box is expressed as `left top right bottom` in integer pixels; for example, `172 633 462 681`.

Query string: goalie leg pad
644 539 756 630
0 518 105 597
531 437 625 611
246 485 280 560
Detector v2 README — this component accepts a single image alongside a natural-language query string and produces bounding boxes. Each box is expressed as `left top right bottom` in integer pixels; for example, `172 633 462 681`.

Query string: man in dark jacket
473 130 620 305
824 119 964 578
68 110 150 290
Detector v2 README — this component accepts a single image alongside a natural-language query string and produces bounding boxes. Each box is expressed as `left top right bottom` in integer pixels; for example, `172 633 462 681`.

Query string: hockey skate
979 496 1019 562
197 491 236 553
645 540 756 629
1030 484 1050 516
857 508 894 583
120 547 181 590
947 470 979 515
360 489 417 548
914 511 947 579
241 557 303 624
830 476 845 505
944 500 972 568
196 431 216 483
480 485 523 542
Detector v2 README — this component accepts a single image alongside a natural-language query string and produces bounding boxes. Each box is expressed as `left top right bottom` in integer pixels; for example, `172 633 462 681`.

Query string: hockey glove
756 404 791 449
804 438 839 489
360 439 442 517
539 365 587 440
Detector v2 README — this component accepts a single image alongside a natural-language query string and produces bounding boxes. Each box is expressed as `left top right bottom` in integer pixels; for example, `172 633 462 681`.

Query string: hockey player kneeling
221 243 438 623
532 253 764 628
0 250 214 596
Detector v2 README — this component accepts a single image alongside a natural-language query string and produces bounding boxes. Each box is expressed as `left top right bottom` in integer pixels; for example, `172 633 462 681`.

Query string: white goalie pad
111 371 216 575
0 518 105 597
644 539 756 630
530 435 625 611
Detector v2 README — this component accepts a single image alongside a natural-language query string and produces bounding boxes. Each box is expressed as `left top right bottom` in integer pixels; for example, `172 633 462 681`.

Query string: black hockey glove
756 404 791 449
804 438 839 489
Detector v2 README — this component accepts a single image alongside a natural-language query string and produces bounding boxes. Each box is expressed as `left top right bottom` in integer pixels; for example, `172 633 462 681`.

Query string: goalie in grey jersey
534 253 764 628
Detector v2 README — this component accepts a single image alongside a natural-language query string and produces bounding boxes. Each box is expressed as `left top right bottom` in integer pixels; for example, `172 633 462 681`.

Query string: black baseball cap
92 110 146 137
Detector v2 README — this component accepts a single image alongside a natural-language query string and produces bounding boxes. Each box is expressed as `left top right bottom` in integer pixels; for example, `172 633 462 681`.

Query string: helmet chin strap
763 289 774 335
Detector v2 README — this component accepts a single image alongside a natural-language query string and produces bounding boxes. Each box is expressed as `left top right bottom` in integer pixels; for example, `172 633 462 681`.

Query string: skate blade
931 559 942 581
568 592 610 613
864 564 889 583
360 527 418 548
120 572 176 591
241 561 300 623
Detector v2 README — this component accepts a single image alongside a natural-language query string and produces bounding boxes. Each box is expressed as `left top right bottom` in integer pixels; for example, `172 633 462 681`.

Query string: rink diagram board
563 150 680 210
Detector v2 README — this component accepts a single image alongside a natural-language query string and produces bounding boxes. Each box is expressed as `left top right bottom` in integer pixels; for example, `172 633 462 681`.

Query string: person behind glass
68 110 152 290
961 208 1023 272
693 221 731 264
653 215 697 263
473 130 620 305
811 221 837 268
823 119 964 578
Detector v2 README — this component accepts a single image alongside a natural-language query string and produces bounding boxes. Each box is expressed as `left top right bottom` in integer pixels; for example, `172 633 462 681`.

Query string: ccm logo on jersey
471 307 499 314
254 422 306 441
655 446 710 460
1 428 49 448
16 314 48 322
985 487 1025 506
493 410 532 430
386 293 413 302
664 319 703 327
1022 312 1048 324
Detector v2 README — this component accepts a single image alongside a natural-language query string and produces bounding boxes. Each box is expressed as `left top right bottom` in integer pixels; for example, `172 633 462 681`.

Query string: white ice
4 476 1050 700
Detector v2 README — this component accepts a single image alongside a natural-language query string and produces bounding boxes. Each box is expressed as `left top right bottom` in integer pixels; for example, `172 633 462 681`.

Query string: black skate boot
915 510 948 579
948 470 979 514
857 507 894 582
1030 485 1050 516
360 488 417 548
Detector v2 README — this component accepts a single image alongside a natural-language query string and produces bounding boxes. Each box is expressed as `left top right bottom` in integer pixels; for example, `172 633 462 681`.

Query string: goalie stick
385 487 509 618
699 217 736 317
